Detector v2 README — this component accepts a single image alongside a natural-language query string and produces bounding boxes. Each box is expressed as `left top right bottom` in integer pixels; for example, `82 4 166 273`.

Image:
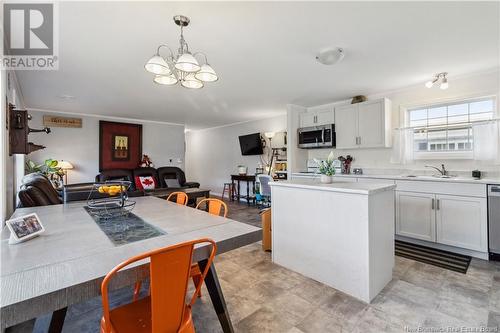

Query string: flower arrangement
314 151 336 176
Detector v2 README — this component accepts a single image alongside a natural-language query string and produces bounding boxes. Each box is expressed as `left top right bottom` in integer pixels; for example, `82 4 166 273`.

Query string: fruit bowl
86 181 135 219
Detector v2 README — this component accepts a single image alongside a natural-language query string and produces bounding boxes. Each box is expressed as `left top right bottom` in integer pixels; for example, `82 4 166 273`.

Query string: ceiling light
145 55 171 75
425 72 448 90
181 73 203 89
195 64 218 82
145 15 218 89
316 47 344 65
440 76 448 90
154 74 178 85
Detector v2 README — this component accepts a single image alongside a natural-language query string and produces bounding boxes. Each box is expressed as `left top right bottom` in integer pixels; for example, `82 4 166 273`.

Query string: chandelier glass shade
145 15 218 89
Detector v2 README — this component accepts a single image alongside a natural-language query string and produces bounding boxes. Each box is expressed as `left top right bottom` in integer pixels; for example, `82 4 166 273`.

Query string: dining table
1 196 261 332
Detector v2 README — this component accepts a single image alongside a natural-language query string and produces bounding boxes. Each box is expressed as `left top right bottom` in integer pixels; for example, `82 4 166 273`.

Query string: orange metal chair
195 198 228 218
100 238 217 333
166 191 189 206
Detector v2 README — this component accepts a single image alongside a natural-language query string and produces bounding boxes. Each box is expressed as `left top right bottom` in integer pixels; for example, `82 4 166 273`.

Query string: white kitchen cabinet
334 98 391 149
396 191 436 242
435 195 487 252
334 104 358 148
299 106 334 127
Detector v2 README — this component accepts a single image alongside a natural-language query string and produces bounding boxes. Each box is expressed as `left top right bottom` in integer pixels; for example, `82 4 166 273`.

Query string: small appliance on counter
472 170 482 179
353 168 363 175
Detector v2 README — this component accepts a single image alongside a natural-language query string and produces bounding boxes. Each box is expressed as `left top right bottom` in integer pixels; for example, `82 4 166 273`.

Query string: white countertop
291 172 500 185
270 179 396 195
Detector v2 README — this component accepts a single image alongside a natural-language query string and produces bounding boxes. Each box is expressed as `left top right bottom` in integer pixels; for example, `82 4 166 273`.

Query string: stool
221 182 235 200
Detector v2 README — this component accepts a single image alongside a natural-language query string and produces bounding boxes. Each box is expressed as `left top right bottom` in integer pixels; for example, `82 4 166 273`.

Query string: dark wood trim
47 307 67 333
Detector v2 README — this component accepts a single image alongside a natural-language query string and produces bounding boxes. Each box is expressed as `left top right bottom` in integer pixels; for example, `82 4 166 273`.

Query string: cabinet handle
437 199 440 210
432 198 435 210
358 137 361 145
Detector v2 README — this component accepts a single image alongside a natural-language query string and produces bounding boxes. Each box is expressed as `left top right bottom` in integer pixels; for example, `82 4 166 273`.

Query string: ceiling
15 1 499 129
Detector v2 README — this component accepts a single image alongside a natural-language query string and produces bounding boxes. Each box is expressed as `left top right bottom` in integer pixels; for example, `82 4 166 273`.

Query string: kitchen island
269 179 396 303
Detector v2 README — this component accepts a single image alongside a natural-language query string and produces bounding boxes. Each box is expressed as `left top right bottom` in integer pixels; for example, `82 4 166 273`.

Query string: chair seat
102 296 193 333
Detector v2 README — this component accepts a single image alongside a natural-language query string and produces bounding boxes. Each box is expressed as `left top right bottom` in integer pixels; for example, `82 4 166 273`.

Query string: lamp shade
194 64 218 82
440 77 449 90
145 55 171 75
181 73 203 89
58 160 73 170
154 74 178 85
264 132 276 139
175 53 201 73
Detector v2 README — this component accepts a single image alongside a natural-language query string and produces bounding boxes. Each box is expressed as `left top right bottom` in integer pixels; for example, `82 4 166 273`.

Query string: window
408 97 495 158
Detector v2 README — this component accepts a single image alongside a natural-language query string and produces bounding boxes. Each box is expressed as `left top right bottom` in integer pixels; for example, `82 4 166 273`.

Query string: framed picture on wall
99 121 142 171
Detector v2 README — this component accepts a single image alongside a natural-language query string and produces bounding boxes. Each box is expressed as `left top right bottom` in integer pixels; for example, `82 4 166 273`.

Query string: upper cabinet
334 98 392 149
299 105 334 128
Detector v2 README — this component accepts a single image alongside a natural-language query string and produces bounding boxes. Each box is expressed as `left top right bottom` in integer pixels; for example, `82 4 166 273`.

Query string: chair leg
192 273 203 297
221 185 227 200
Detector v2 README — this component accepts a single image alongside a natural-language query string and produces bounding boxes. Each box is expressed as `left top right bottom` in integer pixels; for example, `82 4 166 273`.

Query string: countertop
270 179 396 195
291 172 500 185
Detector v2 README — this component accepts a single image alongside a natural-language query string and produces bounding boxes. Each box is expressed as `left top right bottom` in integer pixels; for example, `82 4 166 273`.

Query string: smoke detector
316 47 344 65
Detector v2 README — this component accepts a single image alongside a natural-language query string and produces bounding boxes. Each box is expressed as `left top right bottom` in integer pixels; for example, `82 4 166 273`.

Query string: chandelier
144 15 218 89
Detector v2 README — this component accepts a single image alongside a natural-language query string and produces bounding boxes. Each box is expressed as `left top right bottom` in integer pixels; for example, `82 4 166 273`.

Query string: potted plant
314 151 336 184
25 159 64 188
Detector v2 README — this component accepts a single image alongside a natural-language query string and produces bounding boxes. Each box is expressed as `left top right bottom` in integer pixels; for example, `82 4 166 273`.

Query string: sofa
63 166 199 203
18 173 63 207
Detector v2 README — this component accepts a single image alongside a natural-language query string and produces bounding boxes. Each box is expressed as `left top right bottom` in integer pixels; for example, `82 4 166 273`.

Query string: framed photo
6 213 45 244
99 121 142 171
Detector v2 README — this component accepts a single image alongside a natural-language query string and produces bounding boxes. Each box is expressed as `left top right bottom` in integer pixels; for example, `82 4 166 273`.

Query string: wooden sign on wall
43 115 82 128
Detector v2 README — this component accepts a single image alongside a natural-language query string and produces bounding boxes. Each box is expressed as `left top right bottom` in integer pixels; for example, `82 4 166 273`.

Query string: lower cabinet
396 192 435 242
396 190 487 252
436 194 487 252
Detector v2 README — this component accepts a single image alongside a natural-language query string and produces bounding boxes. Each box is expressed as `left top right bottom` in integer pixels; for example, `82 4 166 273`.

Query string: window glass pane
448 103 468 116
410 109 427 120
470 100 493 114
408 97 494 154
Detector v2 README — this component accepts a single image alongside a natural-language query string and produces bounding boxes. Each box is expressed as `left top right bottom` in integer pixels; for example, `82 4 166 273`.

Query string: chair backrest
101 238 216 333
256 174 273 196
18 173 62 207
157 167 187 187
166 191 189 205
195 198 228 218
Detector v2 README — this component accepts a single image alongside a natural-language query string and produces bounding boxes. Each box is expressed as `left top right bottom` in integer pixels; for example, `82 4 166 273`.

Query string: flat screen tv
239 133 263 155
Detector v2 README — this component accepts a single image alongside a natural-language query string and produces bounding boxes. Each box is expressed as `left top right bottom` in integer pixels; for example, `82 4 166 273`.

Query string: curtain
391 128 414 165
473 121 500 163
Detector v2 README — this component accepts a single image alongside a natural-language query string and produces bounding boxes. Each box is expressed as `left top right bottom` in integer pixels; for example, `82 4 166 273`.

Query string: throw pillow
135 176 157 190
165 178 181 188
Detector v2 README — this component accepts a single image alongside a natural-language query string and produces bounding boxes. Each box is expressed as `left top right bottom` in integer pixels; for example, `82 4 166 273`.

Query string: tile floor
29 200 500 332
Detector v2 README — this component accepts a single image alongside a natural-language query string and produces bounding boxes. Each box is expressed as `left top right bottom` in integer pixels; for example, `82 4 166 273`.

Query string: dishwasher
488 185 500 260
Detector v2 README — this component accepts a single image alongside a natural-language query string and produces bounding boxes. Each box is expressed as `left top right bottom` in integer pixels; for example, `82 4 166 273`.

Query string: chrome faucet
425 164 447 176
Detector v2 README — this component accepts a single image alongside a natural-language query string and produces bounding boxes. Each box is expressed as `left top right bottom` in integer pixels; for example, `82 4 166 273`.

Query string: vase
320 174 333 184
238 166 247 175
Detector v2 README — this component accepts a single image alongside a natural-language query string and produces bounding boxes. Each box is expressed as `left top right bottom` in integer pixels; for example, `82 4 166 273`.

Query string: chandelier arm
156 44 175 59
193 52 209 65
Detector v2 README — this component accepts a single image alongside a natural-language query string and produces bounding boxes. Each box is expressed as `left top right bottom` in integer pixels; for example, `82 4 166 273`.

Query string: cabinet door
358 100 385 148
315 109 334 125
435 195 487 252
396 191 435 241
299 112 316 128
334 104 358 149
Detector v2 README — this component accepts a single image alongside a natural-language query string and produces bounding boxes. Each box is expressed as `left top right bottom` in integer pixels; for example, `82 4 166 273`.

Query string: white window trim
400 94 497 161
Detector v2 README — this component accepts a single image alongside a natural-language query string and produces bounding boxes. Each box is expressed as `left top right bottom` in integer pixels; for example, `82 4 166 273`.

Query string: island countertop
269 179 396 195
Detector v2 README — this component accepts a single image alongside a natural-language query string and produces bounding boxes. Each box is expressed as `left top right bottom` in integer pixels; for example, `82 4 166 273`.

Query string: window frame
402 95 497 160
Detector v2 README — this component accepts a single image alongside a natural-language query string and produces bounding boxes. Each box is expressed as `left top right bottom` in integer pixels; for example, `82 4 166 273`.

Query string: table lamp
58 160 74 184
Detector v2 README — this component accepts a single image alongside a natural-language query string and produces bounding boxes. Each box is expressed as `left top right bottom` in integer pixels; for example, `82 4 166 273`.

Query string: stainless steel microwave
298 124 335 149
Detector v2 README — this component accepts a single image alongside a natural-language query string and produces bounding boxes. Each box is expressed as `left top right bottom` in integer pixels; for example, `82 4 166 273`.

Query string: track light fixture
425 72 448 90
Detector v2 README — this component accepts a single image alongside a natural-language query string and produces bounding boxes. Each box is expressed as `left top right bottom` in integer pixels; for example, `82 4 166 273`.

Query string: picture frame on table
5 213 45 244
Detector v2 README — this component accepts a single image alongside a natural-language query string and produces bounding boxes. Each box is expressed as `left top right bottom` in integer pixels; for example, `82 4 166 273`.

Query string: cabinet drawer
395 180 486 198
